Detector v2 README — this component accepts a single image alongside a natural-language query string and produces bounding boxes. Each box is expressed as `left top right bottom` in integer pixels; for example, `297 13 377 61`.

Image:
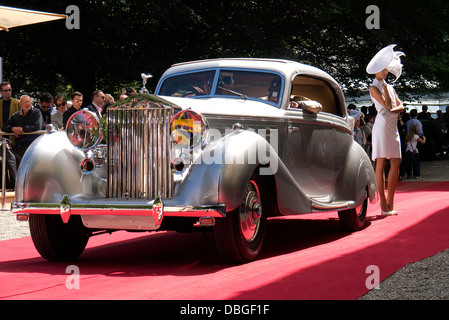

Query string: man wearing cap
367 44 405 216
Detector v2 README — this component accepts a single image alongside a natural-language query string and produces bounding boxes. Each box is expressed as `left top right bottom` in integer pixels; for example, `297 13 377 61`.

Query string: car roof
162 58 333 81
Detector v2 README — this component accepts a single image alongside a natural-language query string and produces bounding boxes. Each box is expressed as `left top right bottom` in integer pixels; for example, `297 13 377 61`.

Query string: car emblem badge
152 196 164 226
60 194 71 223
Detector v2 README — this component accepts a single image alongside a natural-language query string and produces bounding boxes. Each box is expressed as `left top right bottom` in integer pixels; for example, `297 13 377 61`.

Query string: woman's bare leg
375 158 388 211
387 158 401 211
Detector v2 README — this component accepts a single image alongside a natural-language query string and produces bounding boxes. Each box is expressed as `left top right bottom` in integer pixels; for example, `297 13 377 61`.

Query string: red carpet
1 181 449 300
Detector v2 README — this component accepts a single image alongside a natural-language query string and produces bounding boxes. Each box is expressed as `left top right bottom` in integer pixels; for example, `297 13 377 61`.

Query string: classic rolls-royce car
11 58 377 263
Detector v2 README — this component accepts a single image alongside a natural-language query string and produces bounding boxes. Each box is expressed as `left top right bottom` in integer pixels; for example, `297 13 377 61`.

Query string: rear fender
337 141 377 206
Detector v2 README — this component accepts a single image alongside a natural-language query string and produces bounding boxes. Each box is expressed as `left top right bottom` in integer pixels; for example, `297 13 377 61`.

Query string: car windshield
159 69 283 106
159 70 216 97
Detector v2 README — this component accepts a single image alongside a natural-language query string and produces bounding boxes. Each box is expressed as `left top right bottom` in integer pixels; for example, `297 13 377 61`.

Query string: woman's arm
369 84 393 110
390 91 405 113
369 84 404 113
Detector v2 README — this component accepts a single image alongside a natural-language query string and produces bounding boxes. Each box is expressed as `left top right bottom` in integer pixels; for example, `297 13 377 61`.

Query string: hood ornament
140 73 153 94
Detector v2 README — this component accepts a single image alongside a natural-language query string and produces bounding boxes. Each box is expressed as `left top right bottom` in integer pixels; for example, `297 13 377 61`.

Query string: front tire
215 175 267 263
29 214 89 261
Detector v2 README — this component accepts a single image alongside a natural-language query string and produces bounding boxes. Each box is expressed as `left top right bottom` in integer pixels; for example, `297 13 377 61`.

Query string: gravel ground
0 210 30 241
359 249 449 300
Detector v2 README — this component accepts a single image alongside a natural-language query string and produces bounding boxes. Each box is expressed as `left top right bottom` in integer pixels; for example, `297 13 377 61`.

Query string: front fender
198 129 310 214
15 132 106 203
174 129 266 213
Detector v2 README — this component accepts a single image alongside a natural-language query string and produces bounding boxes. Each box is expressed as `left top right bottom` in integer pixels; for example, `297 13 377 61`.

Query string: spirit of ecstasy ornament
140 73 153 94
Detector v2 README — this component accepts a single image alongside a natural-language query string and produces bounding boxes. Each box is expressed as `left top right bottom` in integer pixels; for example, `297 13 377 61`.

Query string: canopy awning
0 5 67 31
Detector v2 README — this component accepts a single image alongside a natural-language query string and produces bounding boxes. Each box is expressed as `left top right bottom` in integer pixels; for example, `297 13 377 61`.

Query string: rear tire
215 175 267 263
338 188 368 231
29 214 89 261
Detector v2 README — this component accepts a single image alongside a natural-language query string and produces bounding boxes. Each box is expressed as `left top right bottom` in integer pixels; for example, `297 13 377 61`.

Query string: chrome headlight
170 109 209 150
66 110 103 151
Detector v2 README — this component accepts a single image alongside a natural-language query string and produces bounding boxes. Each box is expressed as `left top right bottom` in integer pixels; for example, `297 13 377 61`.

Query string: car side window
290 76 341 116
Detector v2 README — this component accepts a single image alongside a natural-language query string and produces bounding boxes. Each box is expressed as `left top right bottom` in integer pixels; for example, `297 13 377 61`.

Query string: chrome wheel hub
239 181 262 242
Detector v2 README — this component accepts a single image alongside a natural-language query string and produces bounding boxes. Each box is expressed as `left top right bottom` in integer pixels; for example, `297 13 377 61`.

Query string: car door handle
288 126 300 133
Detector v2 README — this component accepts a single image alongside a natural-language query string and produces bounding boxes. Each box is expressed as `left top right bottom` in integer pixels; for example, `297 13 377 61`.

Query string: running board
311 198 355 212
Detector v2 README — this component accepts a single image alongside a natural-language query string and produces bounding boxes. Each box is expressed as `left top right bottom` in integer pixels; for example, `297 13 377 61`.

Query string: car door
282 75 351 199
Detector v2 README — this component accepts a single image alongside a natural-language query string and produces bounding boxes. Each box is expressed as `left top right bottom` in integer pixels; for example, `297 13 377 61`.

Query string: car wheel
29 214 89 261
214 175 267 263
338 188 368 232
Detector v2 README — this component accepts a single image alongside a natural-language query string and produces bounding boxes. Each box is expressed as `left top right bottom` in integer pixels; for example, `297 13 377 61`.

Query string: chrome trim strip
311 199 355 211
11 201 226 218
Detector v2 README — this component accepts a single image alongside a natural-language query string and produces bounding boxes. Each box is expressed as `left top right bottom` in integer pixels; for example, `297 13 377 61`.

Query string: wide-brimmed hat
366 44 405 81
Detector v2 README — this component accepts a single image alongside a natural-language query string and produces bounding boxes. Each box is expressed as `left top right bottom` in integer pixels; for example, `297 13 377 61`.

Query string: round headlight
170 110 209 150
66 110 103 151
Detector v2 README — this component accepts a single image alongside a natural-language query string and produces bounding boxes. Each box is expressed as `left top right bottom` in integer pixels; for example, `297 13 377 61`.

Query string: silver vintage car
12 58 377 263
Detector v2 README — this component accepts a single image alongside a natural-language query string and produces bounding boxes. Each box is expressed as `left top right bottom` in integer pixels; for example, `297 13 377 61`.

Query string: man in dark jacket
3 95 43 158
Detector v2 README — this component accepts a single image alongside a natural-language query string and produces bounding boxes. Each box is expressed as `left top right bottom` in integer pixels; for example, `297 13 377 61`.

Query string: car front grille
107 106 174 199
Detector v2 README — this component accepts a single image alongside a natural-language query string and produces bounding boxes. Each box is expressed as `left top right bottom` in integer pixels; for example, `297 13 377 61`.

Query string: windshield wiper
217 86 247 101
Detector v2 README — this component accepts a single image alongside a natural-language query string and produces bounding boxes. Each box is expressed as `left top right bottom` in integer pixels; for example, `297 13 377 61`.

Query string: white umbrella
0 5 67 31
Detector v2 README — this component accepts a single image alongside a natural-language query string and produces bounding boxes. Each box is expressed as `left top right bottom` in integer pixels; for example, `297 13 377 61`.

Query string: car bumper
11 195 226 229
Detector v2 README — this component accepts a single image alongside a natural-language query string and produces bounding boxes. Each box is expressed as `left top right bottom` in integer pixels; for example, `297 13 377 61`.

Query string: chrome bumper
11 195 226 227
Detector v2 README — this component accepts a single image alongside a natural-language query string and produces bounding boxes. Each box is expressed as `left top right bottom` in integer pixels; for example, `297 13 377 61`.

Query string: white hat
366 44 405 81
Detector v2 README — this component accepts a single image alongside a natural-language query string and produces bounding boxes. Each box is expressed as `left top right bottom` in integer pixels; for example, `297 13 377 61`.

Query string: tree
1 0 448 101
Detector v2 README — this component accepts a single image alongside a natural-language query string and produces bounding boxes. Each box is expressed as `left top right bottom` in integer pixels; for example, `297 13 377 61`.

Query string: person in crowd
86 90 105 117
361 105 368 117
105 93 115 105
101 93 115 116
3 95 43 158
363 114 375 160
404 124 426 179
347 104 361 132
0 81 20 130
63 91 84 128
436 109 444 123
444 106 449 125
354 113 366 149
36 92 54 129
405 109 424 137
366 44 405 216
51 95 67 130
418 105 431 120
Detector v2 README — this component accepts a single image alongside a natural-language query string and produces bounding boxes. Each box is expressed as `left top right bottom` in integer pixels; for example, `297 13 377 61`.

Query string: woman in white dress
367 45 405 215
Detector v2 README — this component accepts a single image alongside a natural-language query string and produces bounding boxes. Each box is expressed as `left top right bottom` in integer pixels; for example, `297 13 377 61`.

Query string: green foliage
1 0 448 101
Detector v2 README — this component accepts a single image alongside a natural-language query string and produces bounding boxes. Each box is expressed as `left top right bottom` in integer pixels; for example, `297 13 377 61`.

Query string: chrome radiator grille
107 107 174 199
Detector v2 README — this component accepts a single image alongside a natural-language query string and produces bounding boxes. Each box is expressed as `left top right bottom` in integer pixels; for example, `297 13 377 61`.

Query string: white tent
0 5 66 31
0 6 67 82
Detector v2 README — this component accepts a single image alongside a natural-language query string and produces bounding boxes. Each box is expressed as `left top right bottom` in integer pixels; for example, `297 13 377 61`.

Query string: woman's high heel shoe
382 209 398 216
